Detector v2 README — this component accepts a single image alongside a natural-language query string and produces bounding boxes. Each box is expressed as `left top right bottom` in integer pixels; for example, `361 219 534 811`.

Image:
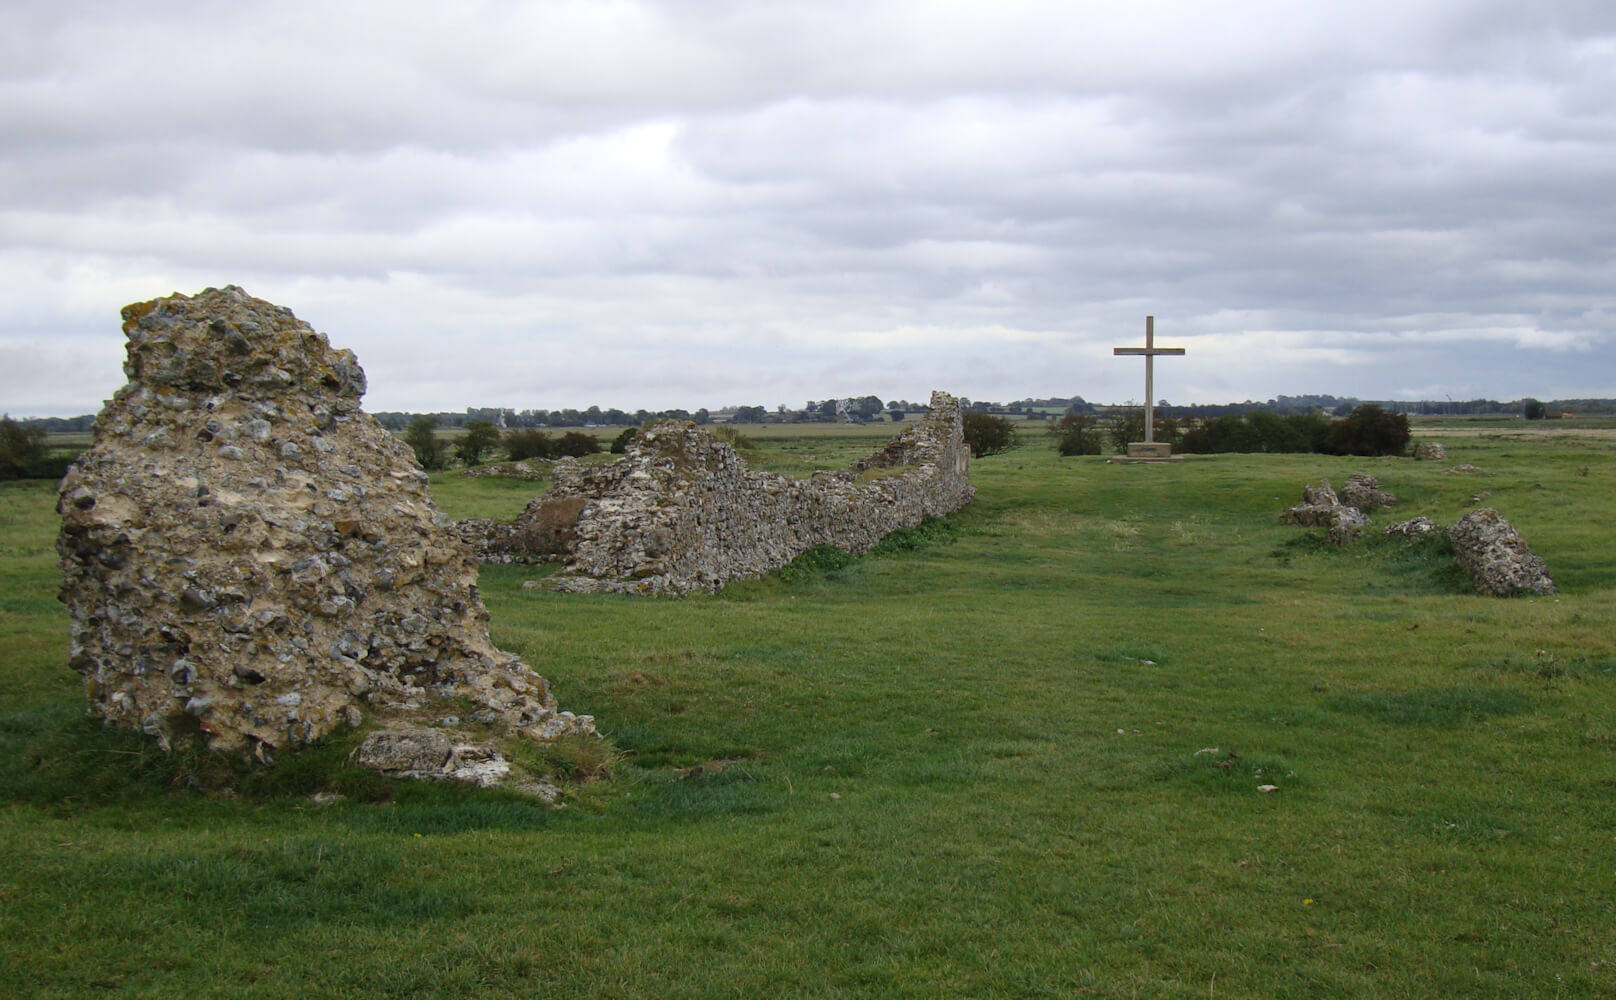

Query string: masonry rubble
1413 442 1448 461
1280 479 1370 544
1339 473 1396 509
1447 507 1556 597
1383 516 1440 537
462 391 976 594
1283 477 1556 597
56 287 592 779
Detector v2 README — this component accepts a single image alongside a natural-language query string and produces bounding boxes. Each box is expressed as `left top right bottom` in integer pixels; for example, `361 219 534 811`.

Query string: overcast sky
3 0 1612 417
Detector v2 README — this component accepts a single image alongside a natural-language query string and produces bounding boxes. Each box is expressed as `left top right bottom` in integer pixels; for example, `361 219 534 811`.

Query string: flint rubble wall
57 287 591 763
468 391 975 594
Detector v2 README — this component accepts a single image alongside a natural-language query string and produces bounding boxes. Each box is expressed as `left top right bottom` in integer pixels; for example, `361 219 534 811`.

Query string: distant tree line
1043 404 1414 458
24 392 1610 442
402 417 606 471
6 391 1608 481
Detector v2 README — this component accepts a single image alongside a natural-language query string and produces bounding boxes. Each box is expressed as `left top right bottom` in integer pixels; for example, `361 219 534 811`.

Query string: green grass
4 429 1616 997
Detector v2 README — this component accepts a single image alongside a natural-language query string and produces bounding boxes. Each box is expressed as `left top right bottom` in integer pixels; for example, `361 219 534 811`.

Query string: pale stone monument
1112 315 1185 461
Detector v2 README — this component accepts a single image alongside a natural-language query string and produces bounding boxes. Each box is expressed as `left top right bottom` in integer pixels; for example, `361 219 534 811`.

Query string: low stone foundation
465 392 975 594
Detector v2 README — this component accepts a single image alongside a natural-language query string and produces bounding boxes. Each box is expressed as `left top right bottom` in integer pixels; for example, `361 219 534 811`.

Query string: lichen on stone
57 287 592 772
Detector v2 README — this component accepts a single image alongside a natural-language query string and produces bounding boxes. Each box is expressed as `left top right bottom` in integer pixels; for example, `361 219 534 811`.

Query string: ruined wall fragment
470 391 975 594
57 287 591 761
1280 478 1369 544
1448 507 1556 596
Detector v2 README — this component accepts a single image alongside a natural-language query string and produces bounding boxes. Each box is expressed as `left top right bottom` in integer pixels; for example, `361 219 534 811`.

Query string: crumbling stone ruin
1383 516 1440 537
1339 473 1396 509
1414 442 1448 461
1283 477 1555 597
465 391 975 594
1280 479 1371 544
1281 475 1399 545
57 287 592 775
1447 507 1556 597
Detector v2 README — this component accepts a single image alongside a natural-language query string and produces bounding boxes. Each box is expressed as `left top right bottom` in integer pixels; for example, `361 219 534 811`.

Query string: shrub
454 420 501 466
1106 407 1145 453
1179 411 1336 455
1324 404 1411 457
553 431 601 458
609 427 638 454
404 416 445 470
962 413 1017 458
1050 414 1103 456
505 428 554 461
1522 398 1547 420
0 417 64 480
1103 407 1182 454
710 425 755 451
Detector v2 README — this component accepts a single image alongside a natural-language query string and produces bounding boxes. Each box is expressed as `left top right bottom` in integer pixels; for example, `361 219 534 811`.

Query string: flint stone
1340 473 1396 509
1327 507 1371 545
1281 478 1370 545
1384 516 1440 537
1414 442 1448 461
1448 507 1555 597
353 729 513 787
57 287 593 772
464 391 975 594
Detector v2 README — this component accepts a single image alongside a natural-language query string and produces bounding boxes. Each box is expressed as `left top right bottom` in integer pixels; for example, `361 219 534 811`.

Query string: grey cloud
2 1 1612 416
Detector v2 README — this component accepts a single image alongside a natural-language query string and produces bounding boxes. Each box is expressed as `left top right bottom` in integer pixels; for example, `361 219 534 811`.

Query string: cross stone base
1107 441 1184 464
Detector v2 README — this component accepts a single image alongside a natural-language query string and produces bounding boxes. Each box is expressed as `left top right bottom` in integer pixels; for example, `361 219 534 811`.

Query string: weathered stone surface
1414 441 1448 461
1340 473 1396 508
1281 479 1369 544
1448 507 1555 596
1384 516 1440 537
465 391 975 594
1300 480 1339 507
57 287 592 762
1327 507 1372 545
1282 480 1346 527
353 729 512 786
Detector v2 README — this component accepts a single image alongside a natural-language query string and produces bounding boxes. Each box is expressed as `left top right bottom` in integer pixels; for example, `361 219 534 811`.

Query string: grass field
3 423 1614 998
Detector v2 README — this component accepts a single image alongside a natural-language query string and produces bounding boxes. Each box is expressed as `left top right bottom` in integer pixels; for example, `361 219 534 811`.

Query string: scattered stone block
56 287 592 769
1414 442 1448 461
1384 516 1440 537
1340 473 1396 508
353 729 512 786
1281 479 1370 545
1283 479 1347 526
1448 507 1555 596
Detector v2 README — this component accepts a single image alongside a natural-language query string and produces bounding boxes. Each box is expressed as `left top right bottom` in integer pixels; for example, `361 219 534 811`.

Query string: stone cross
1113 315 1185 444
